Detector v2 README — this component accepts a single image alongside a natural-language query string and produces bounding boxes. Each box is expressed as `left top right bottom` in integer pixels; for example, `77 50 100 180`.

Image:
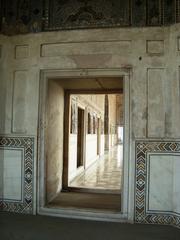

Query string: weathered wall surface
0 24 180 227
45 80 64 202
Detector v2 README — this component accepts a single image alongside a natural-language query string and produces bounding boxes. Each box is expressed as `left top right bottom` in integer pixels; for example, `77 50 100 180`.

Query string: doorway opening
38 69 130 219
67 93 123 197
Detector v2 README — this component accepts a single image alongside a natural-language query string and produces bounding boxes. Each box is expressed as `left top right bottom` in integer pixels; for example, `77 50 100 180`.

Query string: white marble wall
0 24 180 223
46 80 64 202
69 134 78 181
86 135 98 168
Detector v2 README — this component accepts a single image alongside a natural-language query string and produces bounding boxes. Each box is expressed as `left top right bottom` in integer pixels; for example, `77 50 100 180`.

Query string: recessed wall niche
146 40 164 55
178 37 180 51
15 45 29 59
0 45 2 58
12 70 28 134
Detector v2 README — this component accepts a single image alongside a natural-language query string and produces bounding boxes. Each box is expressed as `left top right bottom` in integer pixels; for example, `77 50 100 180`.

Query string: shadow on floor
0 212 180 240
49 192 121 212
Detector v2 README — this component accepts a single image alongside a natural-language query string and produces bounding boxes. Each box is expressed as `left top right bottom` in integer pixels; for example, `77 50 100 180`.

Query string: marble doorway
38 68 131 222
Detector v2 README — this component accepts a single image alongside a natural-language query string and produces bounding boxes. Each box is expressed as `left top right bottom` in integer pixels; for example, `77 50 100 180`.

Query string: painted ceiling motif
0 0 180 35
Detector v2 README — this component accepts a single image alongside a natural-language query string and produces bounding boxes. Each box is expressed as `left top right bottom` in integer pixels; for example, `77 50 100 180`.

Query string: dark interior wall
0 0 43 34
0 0 180 35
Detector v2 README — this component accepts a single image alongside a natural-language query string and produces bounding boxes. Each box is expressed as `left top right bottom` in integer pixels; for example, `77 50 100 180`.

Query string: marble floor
69 144 123 192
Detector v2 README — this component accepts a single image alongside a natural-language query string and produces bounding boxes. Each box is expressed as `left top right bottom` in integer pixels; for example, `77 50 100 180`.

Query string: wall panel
147 154 174 212
12 70 28 134
135 141 180 228
147 68 165 138
0 136 34 214
41 41 132 57
15 45 29 59
146 40 164 55
0 45 2 58
2 149 23 201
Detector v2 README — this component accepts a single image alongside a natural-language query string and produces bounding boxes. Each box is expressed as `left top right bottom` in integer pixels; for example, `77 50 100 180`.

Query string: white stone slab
41 41 132 57
0 149 23 201
173 155 180 213
148 154 173 212
147 153 180 214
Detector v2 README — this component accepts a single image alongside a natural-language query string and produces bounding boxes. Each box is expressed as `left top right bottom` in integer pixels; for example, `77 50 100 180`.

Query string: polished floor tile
70 144 123 191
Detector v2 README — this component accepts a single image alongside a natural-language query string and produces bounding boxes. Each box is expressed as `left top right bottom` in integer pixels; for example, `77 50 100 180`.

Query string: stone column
104 94 109 150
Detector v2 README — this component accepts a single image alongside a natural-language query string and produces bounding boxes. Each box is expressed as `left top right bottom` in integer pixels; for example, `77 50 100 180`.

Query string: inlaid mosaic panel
0 136 34 214
1 0 180 34
147 0 162 25
163 0 176 24
176 0 180 22
46 0 130 30
135 141 180 228
132 0 146 26
44 0 179 30
2 0 43 35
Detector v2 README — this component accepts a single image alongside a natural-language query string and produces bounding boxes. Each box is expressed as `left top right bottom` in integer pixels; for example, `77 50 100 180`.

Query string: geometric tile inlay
135 141 180 228
0 136 34 214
